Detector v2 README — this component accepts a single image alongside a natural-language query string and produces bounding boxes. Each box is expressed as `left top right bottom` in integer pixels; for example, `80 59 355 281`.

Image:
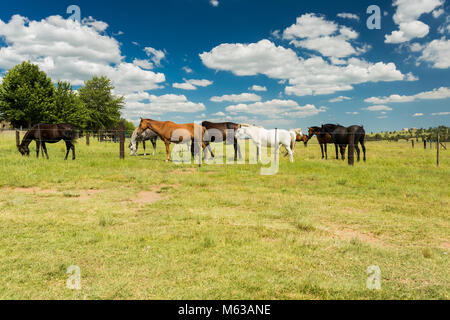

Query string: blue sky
0 0 449 132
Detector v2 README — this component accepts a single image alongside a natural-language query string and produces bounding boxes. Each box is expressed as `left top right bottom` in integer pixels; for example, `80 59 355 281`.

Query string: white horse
129 127 158 156
236 125 296 163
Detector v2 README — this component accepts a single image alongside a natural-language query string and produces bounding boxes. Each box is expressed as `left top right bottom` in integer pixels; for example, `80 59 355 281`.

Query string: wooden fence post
412 140 414 149
429 140 432 149
437 134 440 167
16 130 20 147
424 140 427 149
348 132 355 166
119 122 125 159
86 132 90 146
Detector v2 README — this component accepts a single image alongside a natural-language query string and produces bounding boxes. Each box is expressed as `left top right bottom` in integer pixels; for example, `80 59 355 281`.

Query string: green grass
0 131 448 300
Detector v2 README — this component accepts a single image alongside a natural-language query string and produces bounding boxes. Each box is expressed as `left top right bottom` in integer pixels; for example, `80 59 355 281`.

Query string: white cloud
418 38 450 69
212 112 225 117
182 66 193 73
363 105 393 111
249 85 267 92
346 112 359 115
133 58 153 70
329 96 351 103
210 0 219 7
432 8 444 18
143 47 166 67
431 112 450 116
225 99 326 119
385 0 444 43
81 17 108 32
123 92 206 120
0 15 165 95
200 39 406 97
365 87 450 104
211 93 261 103
173 79 213 90
337 13 360 21
282 13 364 59
413 113 424 117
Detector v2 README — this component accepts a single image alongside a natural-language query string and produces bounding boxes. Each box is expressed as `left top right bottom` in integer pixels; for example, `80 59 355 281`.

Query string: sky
0 0 449 132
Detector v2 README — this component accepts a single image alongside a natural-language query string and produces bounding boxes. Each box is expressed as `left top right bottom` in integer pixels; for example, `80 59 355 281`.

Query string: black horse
322 124 366 162
18 124 77 160
201 121 242 161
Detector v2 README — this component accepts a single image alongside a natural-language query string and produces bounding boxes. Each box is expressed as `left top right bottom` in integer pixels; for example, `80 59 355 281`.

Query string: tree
53 81 87 128
78 76 124 131
121 119 136 134
0 61 55 128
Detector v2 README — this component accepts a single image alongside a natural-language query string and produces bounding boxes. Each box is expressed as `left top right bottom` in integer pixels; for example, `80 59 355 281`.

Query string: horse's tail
290 131 296 151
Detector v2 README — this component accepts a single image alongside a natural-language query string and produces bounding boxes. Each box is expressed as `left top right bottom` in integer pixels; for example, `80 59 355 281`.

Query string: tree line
367 126 449 142
0 61 135 132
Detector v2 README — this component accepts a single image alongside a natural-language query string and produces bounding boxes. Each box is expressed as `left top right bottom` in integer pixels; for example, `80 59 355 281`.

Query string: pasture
0 131 448 300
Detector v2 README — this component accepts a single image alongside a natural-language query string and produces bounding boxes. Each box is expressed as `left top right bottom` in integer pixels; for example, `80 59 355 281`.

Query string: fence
2 128 446 166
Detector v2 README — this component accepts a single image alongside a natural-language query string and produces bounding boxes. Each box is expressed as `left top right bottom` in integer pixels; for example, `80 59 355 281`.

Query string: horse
129 127 158 156
292 128 307 145
236 125 296 163
324 125 366 162
306 125 339 159
18 123 77 160
137 119 207 162
202 121 242 161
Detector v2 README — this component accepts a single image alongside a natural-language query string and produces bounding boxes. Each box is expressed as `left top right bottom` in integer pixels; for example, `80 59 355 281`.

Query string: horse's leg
36 140 40 158
64 141 70 160
143 140 146 156
71 142 76 160
320 144 324 159
355 143 361 162
335 144 339 160
42 142 49 159
286 145 294 163
324 144 328 160
152 138 157 156
340 145 346 161
164 141 171 162
361 139 366 162
236 140 242 160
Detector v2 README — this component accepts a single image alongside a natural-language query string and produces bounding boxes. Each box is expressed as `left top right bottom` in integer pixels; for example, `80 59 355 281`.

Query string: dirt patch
135 191 165 204
440 242 450 250
319 222 388 247
2 187 58 194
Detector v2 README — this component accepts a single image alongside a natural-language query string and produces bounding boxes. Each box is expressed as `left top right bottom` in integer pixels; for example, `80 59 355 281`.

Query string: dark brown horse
323 124 366 162
306 126 339 159
202 121 242 161
18 124 77 160
137 119 207 162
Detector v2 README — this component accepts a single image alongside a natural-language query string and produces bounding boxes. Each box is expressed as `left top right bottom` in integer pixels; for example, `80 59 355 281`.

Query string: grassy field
0 130 448 300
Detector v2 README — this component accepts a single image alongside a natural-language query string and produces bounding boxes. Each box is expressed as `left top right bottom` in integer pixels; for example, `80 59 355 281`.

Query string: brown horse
18 123 77 160
306 126 339 160
202 121 242 161
137 119 207 162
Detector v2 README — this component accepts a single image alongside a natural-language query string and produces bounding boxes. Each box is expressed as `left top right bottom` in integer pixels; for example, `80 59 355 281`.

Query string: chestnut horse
18 123 77 160
137 119 207 162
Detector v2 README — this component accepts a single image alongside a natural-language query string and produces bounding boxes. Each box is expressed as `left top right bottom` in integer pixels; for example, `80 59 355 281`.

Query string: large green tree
53 81 87 128
0 61 55 128
78 76 124 131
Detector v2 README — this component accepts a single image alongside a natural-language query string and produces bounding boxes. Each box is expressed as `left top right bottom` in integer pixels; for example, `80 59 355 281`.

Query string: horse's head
137 118 147 134
18 145 30 156
129 140 137 156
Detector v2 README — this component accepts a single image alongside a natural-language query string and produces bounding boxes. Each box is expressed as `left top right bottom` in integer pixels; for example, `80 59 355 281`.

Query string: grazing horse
292 128 307 145
236 125 296 163
129 127 158 156
202 121 242 161
324 125 366 162
137 119 207 162
18 123 77 160
306 126 339 159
